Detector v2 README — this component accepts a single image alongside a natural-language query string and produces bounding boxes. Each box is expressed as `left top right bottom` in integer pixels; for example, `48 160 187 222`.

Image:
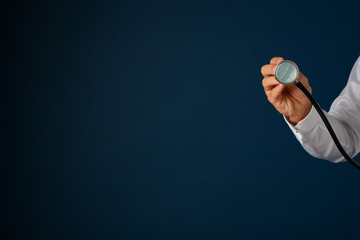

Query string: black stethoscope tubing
295 80 360 170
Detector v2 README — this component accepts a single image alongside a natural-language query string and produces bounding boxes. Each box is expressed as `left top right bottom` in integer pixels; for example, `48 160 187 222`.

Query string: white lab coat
284 56 360 163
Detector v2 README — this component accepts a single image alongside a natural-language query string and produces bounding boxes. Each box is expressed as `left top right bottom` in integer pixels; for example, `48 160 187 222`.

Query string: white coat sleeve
284 56 360 163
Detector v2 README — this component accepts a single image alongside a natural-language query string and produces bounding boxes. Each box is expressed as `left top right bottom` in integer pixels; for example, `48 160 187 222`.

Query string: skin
261 57 312 125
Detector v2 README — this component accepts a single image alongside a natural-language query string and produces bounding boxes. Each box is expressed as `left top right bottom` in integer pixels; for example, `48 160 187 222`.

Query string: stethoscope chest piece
274 60 299 85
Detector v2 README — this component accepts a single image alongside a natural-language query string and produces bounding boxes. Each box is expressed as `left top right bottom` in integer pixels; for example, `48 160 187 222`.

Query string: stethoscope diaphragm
274 60 299 85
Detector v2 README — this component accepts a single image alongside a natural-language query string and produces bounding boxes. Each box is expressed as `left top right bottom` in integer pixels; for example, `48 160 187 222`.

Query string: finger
298 72 307 83
262 76 279 91
269 84 286 102
297 72 312 93
261 64 275 77
270 57 284 65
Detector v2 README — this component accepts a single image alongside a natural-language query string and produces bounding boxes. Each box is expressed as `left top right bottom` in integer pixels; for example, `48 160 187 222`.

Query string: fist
261 57 312 125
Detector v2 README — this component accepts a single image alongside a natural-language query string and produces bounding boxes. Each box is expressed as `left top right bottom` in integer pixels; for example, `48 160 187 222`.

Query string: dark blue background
5 1 360 239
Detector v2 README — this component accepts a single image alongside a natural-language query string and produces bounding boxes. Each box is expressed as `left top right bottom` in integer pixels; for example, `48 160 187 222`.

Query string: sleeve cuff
283 105 322 133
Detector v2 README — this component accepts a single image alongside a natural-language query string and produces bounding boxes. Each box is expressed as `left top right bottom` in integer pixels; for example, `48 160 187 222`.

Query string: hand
261 57 312 125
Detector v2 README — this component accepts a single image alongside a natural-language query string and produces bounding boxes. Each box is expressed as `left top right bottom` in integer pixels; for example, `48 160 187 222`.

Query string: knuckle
262 78 266 86
261 65 266 75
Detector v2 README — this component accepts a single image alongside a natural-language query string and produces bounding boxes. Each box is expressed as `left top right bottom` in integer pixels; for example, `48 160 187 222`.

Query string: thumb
269 84 286 103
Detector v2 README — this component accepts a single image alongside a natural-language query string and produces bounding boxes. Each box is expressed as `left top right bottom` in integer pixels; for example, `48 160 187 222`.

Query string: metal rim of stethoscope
274 60 299 85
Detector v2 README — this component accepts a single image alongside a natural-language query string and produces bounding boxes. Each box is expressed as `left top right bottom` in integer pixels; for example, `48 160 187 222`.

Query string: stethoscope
274 60 360 170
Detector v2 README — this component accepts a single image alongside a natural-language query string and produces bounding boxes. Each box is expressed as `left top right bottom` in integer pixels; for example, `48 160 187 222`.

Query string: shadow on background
5 0 360 239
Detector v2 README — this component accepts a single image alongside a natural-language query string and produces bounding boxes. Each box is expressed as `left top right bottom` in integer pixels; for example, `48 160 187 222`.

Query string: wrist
287 104 312 125
288 115 306 125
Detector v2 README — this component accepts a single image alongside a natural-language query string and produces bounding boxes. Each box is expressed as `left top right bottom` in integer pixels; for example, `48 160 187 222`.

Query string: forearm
285 106 359 163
